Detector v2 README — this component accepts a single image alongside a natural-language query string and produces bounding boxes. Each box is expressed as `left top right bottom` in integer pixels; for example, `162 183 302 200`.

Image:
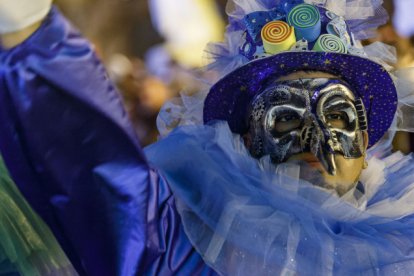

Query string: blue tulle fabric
146 122 414 275
225 0 387 38
205 0 389 77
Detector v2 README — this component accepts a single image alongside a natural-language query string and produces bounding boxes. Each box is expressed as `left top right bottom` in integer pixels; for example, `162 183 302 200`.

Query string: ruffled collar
146 122 414 275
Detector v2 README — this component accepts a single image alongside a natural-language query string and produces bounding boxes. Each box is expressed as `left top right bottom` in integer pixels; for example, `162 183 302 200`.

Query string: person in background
108 54 173 145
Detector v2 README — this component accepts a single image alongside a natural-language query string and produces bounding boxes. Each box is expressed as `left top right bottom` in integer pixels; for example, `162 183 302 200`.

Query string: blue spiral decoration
287 4 321 42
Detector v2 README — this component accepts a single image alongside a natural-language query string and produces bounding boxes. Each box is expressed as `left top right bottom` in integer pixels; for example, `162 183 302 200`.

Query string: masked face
248 72 369 194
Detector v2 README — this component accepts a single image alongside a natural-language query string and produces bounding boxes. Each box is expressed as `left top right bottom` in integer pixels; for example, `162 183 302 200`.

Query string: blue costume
2 2 414 276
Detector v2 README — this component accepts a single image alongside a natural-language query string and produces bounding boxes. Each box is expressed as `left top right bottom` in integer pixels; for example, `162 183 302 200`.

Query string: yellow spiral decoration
261 20 296 55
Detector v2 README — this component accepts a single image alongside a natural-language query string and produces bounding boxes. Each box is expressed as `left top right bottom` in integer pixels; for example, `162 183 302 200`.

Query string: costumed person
1 0 414 275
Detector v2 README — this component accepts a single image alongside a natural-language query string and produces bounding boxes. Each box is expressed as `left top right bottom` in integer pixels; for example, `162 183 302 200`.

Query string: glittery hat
203 0 397 147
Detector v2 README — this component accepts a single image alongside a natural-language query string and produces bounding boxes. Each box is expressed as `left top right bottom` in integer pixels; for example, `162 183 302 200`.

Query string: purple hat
203 2 397 147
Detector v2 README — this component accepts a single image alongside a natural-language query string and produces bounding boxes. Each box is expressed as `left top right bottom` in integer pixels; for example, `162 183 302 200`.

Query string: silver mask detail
248 78 368 175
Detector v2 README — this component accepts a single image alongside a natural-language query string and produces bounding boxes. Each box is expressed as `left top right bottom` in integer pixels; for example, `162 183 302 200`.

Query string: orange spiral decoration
261 20 296 54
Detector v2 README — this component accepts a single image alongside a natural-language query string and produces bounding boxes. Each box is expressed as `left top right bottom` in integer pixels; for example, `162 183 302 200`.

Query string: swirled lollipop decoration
261 20 296 54
287 4 321 42
313 34 347 53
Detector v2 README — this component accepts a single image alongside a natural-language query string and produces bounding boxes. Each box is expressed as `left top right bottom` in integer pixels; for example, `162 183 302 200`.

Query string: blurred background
55 0 414 151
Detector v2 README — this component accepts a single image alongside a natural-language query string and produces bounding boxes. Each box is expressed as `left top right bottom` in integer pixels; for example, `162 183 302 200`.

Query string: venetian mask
248 77 368 176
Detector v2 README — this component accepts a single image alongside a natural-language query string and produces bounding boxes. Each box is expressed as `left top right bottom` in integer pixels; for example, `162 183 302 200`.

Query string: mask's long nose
309 121 337 175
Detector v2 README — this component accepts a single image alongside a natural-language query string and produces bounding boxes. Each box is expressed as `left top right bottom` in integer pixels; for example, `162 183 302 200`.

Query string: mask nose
302 116 337 175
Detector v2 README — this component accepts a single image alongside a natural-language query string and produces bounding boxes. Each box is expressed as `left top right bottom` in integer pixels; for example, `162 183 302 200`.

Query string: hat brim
203 51 397 147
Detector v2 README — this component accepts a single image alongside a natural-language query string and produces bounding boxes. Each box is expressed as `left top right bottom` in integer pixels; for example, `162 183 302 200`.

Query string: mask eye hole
325 111 349 129
274 113 301 133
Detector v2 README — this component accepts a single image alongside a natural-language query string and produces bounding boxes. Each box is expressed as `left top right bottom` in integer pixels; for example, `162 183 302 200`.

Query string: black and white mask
248 78 368 175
